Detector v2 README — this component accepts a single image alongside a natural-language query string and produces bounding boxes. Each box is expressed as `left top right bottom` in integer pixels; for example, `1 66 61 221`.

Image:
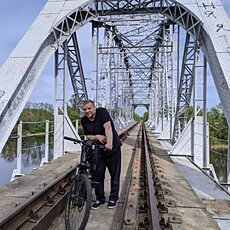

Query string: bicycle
64 136 105 230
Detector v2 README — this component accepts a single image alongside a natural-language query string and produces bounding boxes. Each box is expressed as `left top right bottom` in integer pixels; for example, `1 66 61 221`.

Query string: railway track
0 123 138 230
0 123 165 230
0 167 74 229
119 123 161 230
1 122 217 229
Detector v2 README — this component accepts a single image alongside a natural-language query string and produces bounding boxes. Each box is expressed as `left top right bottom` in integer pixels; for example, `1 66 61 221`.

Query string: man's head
83 100 96 120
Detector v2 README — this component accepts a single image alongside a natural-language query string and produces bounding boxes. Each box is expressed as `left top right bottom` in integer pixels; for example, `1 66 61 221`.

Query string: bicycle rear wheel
65 174 92 230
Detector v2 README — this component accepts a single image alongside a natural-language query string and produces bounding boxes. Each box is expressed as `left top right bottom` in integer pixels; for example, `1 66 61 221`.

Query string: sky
0 0 230 115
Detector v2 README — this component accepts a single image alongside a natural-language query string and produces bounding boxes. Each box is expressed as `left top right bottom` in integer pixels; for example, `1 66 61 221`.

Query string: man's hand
96 135 107 144
105 143 113 151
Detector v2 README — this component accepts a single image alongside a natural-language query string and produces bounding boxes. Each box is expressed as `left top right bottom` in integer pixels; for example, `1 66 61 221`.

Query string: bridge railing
10 120 54 181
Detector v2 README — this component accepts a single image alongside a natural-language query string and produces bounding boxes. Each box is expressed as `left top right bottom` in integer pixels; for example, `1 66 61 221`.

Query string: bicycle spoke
65 174 92 230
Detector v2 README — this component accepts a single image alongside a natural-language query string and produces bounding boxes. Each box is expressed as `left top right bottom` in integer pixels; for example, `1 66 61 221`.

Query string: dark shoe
91 200 105 210
107 200 117 209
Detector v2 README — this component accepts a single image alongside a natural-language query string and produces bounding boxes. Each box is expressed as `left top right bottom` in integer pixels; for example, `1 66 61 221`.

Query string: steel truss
1 0 230 175
66 33 88 108
49 0 202 124
93 14 170 118
148 22 172 128
172 33 200 143
54 35 87 114
54 35 86 157
94 1 202 39
86 1 201 126
91 20 135 122
54 42 68 157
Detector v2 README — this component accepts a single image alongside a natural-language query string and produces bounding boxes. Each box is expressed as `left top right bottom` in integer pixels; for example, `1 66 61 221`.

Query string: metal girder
98 27 113 107
54 42 68 157
91 20 137 121
51 3 98 45
91 21 99 106
97 14 168 109
66 33 88 108
95 1 202 39
148 22 173 127
109 26 134 103
172 33 200 143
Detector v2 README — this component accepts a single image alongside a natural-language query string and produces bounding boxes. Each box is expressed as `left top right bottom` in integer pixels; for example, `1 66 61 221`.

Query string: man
81 100 121 209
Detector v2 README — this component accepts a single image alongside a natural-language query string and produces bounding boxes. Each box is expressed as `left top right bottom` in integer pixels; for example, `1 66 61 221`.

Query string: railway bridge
0 0 230 229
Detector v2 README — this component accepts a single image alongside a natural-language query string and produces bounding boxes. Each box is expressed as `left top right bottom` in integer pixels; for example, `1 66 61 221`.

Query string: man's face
83 102 96 120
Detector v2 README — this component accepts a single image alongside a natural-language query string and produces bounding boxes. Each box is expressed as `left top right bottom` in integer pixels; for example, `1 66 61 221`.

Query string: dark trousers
94 148 121 202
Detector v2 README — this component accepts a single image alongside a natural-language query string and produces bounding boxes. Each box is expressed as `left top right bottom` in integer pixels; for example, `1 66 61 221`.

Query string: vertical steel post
64 41 68 117
54 51 58 119
228 128 230 190
191 47 198 158
17 121 22 175
92 23 99 105
54 50 59 158
203 56 208 169
177 25 180 91
109 46 112 116
45 120 49 163
75 119 79 133
161 49 164 131
170 26 174 140
63 41 68 155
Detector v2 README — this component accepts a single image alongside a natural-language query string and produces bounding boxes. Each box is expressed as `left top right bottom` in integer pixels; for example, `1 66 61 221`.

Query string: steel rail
0 123 138 229
116 123 161 229
119 122 139 141
0 166 76 229
142 124 161 230
116 123 142 229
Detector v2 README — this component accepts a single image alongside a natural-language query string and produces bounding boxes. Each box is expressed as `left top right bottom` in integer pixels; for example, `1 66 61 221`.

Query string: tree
143 112 148 122
208 104 228 145
134 113 141 122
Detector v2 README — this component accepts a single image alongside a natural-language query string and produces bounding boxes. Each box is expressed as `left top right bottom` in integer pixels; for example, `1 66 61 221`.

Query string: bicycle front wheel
65 174 92 230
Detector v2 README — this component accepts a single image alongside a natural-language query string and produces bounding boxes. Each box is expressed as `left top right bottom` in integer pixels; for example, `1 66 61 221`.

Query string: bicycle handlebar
64 136 106 150
64 136 82 144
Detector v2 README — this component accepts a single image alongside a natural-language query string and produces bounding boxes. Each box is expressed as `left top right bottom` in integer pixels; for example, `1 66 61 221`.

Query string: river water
0 137 53 186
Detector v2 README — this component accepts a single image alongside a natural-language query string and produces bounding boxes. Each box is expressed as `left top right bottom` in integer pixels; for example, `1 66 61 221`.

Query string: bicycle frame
64 136 104 180
64 136 105 230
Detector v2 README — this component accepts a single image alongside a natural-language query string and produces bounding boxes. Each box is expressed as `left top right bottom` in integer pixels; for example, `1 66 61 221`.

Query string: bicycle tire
65 174 92 230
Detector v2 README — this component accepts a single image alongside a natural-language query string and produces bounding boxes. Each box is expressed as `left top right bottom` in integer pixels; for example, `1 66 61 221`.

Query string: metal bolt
160 217 166 227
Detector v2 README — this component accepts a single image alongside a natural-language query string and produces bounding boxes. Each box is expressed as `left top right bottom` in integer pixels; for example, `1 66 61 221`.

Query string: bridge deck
0 151 81 219
172 155 230 229
0 125 229 229
146 127 230 229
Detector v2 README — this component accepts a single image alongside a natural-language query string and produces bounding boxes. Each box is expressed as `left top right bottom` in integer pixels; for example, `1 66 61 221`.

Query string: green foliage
178 104 227 148
143 112 148 122
11 103 82 135
68 106 80 122
186 106 202 122
208 104 228 146
134 113 141 122
11 108 54 135
19 108 53 122
67 106 84 137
